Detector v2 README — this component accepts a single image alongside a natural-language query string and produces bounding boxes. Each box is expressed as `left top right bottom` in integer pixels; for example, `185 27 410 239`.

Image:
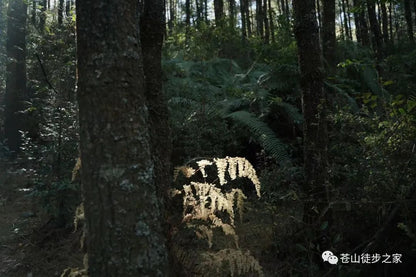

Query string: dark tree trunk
229 0 236 27
346 0 353 39
380 1 389 44
140 0 172 215
268 0 275 42
404 0 414 41
256 0 264 38
195 0 202 25
240 0 247 39
263 0 270 43
185 0 190 42
244 0 252 36
367 0 383 59
40 0 46 30
358 0 370 45
353 0 362 42
65 0 71 16
58 0 64 25
389 2 393 43
76 0 168 275
214 0 224 25
168 0 175 32
322 0 336 72
31 0 36 25
341 0 351 39
4 0 27 153
293 0 329 230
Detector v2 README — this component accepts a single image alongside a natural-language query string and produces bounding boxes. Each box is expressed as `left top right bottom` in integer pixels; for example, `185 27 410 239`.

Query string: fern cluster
170 157 264 276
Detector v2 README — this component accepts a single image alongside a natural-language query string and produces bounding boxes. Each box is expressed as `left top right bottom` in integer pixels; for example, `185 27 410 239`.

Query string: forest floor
0 160 83 277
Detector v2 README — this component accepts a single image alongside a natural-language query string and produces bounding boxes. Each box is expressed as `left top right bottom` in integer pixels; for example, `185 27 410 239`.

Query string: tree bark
268 0 275 42
367 0 383 59
4 0 27 153
214 0 224 26
322 0 336 73
39 0 46 30
240 0 247 39
256 0 264 38
58 0 64 25
404 0 414 41
353 0 362 42
380 1 389 44
229 0 236 28
293 0 329 225
140 0 172 218
263 0 270 43
76 0 168 275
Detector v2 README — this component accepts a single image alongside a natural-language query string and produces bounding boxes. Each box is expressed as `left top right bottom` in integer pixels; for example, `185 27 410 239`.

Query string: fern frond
226 111 290 164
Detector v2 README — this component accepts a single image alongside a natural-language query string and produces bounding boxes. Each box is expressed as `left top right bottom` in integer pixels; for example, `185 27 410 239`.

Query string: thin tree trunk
185 0 190 42
358 0 370 45
380 1 389 44
389 1 393 43
322 0 336 72
353 0 362 42
346 0 353 39
168 0 175 32
229 0 236 28
214 0 224 26
76 0 169 275
263 0 270 43
341 0 351 39
404 0 414 41
367 0 383 59
293 0 329 220
268 0 275 42
339 0 345 39
240 0 247 40
245 0 252 36
4 0 27 153
40 0 46 30
58 0 64 25
256 0 264 38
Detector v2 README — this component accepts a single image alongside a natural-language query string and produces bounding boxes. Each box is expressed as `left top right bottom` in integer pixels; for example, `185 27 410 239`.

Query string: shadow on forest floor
0 160 82 277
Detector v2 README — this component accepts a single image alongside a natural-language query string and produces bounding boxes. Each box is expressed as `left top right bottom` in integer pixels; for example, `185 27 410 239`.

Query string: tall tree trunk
293 0 329 236
58 0 64 25
245 0 252 36
316 0 321 32
404 0 414 41
380 1 389 44
40 0 46 30
389 1 393 43
322 0 336 73
358 0 370 45
31 0 36 25
140 0 172 214
76 0 168 275
168 0 175 32
229 0 236 28
185 0 190 42
341 0 351 39
339 0 345 39
263 0 270 43
4 0 27 153
214 0 224 26
256 0 264 38
353 0 362 42
367 0 383 59
240 0 247 39
65 0 71 16
268 0 275 42
195 0 201 25
346 0 353 39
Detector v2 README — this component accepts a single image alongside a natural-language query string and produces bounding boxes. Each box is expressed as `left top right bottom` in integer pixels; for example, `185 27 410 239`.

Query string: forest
0 0 416 276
